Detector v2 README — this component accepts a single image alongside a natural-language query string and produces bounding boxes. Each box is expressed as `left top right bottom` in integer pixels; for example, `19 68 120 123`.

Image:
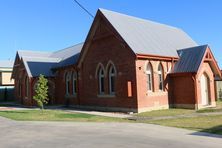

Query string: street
0 116 221 148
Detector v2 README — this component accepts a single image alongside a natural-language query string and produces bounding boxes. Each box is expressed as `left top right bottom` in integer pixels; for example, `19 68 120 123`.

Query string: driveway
0 116 222 148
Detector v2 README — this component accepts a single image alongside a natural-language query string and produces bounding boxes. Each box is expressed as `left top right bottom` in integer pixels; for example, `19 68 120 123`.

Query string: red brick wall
196 62 216 107
13 59 33 106
136 59 172 110
79 19 138 111
169 74 195 106
169 50 217 109
13 58 57 106
12 14 219 113
54 67 79 105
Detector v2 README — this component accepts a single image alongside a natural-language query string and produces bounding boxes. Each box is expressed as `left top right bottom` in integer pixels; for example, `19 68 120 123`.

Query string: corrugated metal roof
22 56 61 63
15 8 201 77
55 53 80 68
52 43 83 68
51 43 83 60
27 62 57 77
22 57 60 77
0 60 14 68
17 43 83 77
17 50 52 59
100 8 198 57
172 45 208 73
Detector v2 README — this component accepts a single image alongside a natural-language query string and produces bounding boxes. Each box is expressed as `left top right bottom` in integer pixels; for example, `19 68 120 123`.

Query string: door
200 73 210 105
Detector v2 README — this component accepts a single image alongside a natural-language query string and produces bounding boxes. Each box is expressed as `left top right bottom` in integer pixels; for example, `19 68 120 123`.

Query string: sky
0 0 222 67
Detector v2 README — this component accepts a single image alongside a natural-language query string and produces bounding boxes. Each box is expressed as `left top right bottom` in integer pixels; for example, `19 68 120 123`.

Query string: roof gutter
51 64 79 71
169 72 197 77
136 53 179 61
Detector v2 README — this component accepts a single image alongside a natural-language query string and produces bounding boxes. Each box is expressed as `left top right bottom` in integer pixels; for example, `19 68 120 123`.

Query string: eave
136 53 179 61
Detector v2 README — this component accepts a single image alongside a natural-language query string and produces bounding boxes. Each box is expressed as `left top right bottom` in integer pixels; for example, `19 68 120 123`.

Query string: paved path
60 108 132 118
0 116 222 148
0 106 132 118
1 105 222 120
130 111 222 121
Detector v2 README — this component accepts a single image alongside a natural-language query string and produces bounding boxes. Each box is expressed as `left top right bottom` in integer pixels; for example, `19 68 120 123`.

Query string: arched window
146 62 153 91
98 68 105 94
72 72 77 95
108 65 116 94
158 64 164 91
65 72 71 95
18 79 22 97
25 76 29 97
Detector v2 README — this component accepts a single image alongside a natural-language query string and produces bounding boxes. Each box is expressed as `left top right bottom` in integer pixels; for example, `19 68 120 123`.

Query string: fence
216 81 222 101
0 86 15 101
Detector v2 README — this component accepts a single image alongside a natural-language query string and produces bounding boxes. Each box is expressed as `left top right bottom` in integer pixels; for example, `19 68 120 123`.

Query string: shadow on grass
196 108 222 113
191 125 222 138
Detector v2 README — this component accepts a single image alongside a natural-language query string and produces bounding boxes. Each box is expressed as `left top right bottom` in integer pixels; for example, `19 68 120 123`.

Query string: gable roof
172 45 208 73
51 43 83 68
17 50 52 59
15 43 83 77
22 57 60 77
14 9 219 79
99 8 198 57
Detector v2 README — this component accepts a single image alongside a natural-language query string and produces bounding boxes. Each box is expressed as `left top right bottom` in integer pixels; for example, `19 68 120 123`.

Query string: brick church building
12 9 221 113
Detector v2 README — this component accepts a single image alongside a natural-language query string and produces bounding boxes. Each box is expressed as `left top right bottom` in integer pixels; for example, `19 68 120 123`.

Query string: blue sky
0 0 222 67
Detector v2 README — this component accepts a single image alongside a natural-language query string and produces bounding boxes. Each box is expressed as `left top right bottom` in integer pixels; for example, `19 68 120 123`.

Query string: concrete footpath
129 111 222 121
1 105 222 120
0 105 132 118
58 108 132 118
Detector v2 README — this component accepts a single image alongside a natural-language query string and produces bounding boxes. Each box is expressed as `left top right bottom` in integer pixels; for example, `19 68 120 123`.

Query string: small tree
33 74 49 111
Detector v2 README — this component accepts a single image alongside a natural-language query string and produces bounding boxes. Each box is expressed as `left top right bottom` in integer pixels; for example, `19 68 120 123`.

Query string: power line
73 0 94 18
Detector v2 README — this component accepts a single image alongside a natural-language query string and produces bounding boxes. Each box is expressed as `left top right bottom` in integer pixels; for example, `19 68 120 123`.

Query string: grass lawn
136 101 222 117
134 101 222 135
0 109 127 122
1 101 222 135
146 115 222 135
136 108 195 117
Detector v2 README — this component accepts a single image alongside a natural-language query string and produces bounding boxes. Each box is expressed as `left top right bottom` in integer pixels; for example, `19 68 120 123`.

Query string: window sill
97 94 116 98
146 91 167 96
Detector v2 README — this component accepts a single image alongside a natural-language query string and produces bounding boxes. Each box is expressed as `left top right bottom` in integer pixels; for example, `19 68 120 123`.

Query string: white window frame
108 66 116 95
65 72 71 95
158 64 164 91
146 63 153 92
72 72 77 95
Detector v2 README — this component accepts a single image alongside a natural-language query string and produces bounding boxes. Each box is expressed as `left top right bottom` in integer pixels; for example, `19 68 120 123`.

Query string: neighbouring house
0 60 15 101
12 9 221 112
215 71 222 101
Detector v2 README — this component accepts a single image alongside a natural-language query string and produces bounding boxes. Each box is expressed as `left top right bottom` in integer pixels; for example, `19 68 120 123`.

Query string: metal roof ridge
51 42 84 55
99 8 181 31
